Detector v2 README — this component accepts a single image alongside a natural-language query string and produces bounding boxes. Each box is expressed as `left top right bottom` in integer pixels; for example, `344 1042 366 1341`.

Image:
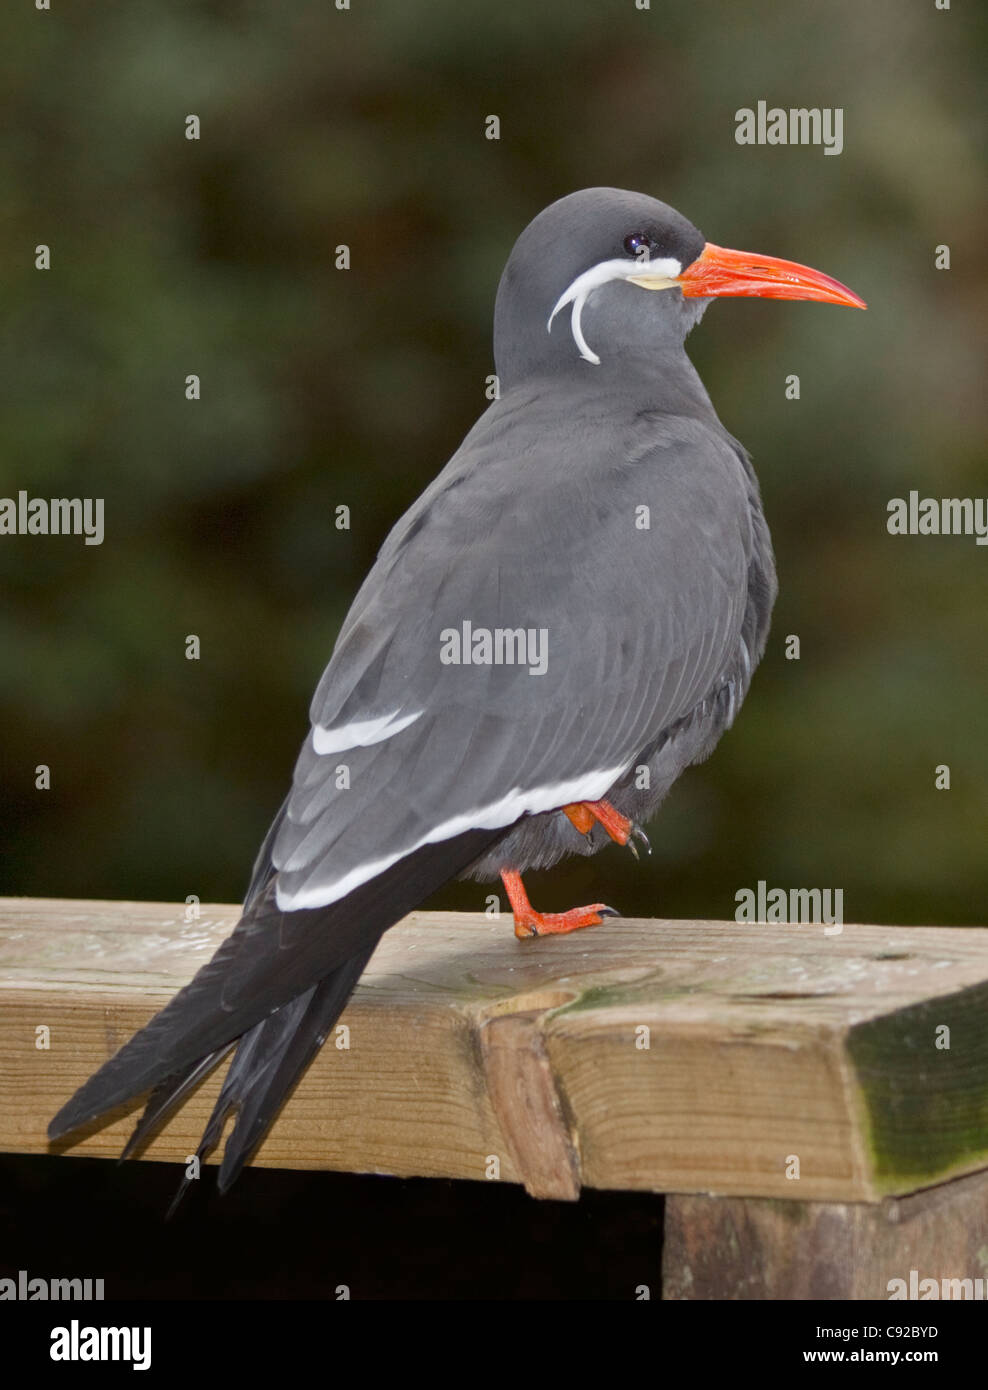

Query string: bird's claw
627 822 651 858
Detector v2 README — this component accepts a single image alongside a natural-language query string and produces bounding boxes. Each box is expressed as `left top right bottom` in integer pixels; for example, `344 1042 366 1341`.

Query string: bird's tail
48 826 505 1195
123 944 377 1214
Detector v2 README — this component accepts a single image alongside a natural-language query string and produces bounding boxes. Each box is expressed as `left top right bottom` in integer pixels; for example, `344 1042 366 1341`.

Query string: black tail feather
119 1044 237 1163
166 943 377 1214
48 826 502 1143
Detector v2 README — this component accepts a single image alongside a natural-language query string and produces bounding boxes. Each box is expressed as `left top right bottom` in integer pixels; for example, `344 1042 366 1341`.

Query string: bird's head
493 187 865 384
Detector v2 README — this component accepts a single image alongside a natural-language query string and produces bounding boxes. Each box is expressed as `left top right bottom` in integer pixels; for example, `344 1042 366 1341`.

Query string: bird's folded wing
274 411 755 910
47 415 756 1137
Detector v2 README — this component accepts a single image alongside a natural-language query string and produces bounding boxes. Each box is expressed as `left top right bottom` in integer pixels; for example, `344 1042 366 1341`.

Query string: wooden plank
2 897 988 1200
663 1172 988 1299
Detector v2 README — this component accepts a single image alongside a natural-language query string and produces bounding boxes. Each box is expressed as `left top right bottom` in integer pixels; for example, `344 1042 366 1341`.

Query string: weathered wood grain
663 1172 988 1299
2 897 988 1202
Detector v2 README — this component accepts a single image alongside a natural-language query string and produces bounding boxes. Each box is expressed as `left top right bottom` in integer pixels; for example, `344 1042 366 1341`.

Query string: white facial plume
547 254 682 364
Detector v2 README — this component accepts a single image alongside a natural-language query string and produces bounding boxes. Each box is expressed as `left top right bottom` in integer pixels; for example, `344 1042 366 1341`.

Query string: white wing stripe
275 761 628 911
312 709 422 755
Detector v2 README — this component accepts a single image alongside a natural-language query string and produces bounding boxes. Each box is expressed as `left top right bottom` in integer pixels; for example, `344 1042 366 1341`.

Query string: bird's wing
274 400 756 910
48 402 756 1145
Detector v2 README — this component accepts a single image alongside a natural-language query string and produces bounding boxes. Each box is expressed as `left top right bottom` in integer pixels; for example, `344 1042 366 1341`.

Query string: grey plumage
48 188 789 1192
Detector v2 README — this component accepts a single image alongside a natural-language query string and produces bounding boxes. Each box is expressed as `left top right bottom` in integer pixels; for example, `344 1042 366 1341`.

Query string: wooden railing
3 897 988 1298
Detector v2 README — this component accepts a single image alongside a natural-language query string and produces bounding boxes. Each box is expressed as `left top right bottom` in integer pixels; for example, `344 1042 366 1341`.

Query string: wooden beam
2 897 988 1201
663 1172 988 1299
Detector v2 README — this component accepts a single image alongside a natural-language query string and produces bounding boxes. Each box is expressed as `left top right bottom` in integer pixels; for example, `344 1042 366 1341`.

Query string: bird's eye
623 232 654 259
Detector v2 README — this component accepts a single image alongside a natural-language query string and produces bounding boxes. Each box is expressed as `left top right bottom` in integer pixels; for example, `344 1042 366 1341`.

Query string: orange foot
563 799 650 858
500 868 618 939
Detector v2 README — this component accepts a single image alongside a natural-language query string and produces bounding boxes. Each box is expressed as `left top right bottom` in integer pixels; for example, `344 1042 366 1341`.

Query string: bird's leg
500 869 617 940
563 800 651 858
562 803 596 837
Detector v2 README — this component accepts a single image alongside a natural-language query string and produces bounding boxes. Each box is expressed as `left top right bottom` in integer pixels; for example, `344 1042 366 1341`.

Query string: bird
48 187 865 1202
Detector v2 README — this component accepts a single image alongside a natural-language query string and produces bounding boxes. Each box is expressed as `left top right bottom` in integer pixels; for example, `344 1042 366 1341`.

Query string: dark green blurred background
2 0 985 926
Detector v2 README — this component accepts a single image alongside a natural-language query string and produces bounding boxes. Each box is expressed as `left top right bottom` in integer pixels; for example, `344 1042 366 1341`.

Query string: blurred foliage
0 0 985 926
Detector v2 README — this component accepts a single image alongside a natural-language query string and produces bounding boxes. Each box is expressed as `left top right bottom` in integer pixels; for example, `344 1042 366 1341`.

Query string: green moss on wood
847 981 988 1193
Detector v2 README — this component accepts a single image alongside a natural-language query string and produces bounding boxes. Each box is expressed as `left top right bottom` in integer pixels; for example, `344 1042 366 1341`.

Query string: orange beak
677 242 866 309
